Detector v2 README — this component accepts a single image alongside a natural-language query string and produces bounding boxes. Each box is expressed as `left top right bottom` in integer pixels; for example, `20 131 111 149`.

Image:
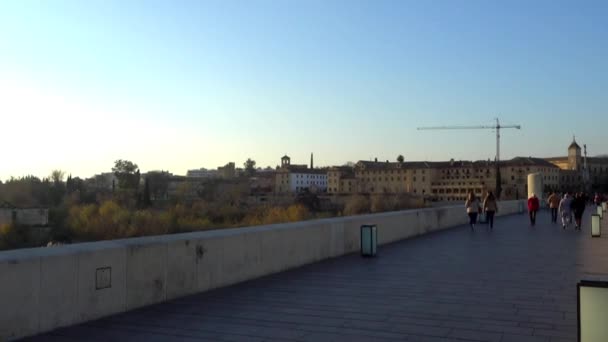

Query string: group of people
465 191 497 230
528 191 599 230
545 192 592 230
464 190 602 231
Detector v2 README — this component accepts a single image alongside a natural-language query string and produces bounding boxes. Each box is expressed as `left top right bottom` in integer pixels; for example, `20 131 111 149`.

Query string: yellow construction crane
417 118 521 198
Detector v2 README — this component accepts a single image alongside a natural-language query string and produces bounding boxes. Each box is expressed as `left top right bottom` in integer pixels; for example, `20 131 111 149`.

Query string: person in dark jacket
483 191 498 230
571 193 586 231
528 194 540 226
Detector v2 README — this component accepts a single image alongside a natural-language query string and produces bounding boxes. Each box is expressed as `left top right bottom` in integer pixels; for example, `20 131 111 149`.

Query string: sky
0 0 607 180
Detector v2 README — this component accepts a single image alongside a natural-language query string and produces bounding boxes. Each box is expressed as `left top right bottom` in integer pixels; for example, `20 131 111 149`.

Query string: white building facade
289 171 327 193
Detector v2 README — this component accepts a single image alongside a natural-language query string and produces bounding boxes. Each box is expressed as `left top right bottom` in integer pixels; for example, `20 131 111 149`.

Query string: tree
112 160 140 190
50 170 65 183
146 171 170 200
66 174 73 193
49 170 67 206
142 178 152 207
0 176 48 207
244 158 257 176
397 155 404 163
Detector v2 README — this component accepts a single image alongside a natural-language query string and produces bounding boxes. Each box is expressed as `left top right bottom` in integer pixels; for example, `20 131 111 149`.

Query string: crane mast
417 118 521 199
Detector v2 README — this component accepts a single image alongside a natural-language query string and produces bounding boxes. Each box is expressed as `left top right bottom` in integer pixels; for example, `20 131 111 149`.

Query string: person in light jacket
483 191 498 230
465 191 481 230
558 193 573 229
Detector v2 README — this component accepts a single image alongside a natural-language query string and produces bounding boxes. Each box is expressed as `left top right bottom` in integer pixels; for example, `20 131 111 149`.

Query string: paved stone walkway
25 209 608 341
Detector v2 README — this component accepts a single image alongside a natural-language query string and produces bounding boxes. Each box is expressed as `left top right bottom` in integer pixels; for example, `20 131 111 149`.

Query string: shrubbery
0 168 427 249
64 200 314 242
242 204 311 226
0 223 34 250
343 195 370 215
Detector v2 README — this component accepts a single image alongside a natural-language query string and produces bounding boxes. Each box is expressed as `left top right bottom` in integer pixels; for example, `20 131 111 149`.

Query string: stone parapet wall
0 200 525 340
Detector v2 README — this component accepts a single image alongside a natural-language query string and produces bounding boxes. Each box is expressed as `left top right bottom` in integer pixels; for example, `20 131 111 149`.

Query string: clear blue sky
1 0 607 180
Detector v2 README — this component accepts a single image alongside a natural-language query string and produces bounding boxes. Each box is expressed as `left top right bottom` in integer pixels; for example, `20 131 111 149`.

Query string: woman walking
483 191 498 230
465 191 481 230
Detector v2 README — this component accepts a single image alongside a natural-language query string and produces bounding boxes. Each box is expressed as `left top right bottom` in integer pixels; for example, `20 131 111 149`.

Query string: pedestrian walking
559 193 573 229
547 192 560 223
465 191 481 230
528 193 540 226
571 193 586 231
483 191 498 230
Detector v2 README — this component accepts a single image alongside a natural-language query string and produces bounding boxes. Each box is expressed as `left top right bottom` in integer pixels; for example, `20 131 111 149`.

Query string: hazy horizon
3 148 607 182
1 1 607 181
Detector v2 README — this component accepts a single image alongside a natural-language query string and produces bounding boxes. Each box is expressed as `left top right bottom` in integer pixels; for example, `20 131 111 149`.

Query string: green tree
50 170 65 184
49 170 66 206
244 158 257 176
112 160 140 190
397 155 404 163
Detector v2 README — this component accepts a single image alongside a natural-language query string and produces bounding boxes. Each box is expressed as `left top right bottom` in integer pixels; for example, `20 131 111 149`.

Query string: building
86 172 118 190
326 156 560 201
188 162 236 179
430 159 496 202
218 162 236 179
352 159 432 195
327 166 357 194
275 155 328 194
545 137 608 192
500 157 560 199
0 201 48 226
186 168 218 179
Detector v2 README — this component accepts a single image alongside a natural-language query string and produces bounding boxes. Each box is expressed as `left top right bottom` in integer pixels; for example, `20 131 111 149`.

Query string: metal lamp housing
360 225 377 257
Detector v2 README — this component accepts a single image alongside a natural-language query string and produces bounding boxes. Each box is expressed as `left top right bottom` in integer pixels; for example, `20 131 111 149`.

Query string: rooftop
355 157 557 171
569 139 581 150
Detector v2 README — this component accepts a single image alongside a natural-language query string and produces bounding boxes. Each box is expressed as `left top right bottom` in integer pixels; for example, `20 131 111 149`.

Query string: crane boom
417 125 521 130
417 118 521 199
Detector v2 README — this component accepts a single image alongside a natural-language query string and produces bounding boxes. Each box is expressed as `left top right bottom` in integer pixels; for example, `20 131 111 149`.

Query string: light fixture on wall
360 225 377 257
591 215 601 237
578 280 608 341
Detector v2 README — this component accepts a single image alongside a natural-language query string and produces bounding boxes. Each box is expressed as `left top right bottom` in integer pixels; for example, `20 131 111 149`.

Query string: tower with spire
568 135 582 171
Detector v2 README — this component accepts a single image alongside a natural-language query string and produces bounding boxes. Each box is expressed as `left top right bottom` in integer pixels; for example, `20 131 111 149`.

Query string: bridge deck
25 210 608 342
